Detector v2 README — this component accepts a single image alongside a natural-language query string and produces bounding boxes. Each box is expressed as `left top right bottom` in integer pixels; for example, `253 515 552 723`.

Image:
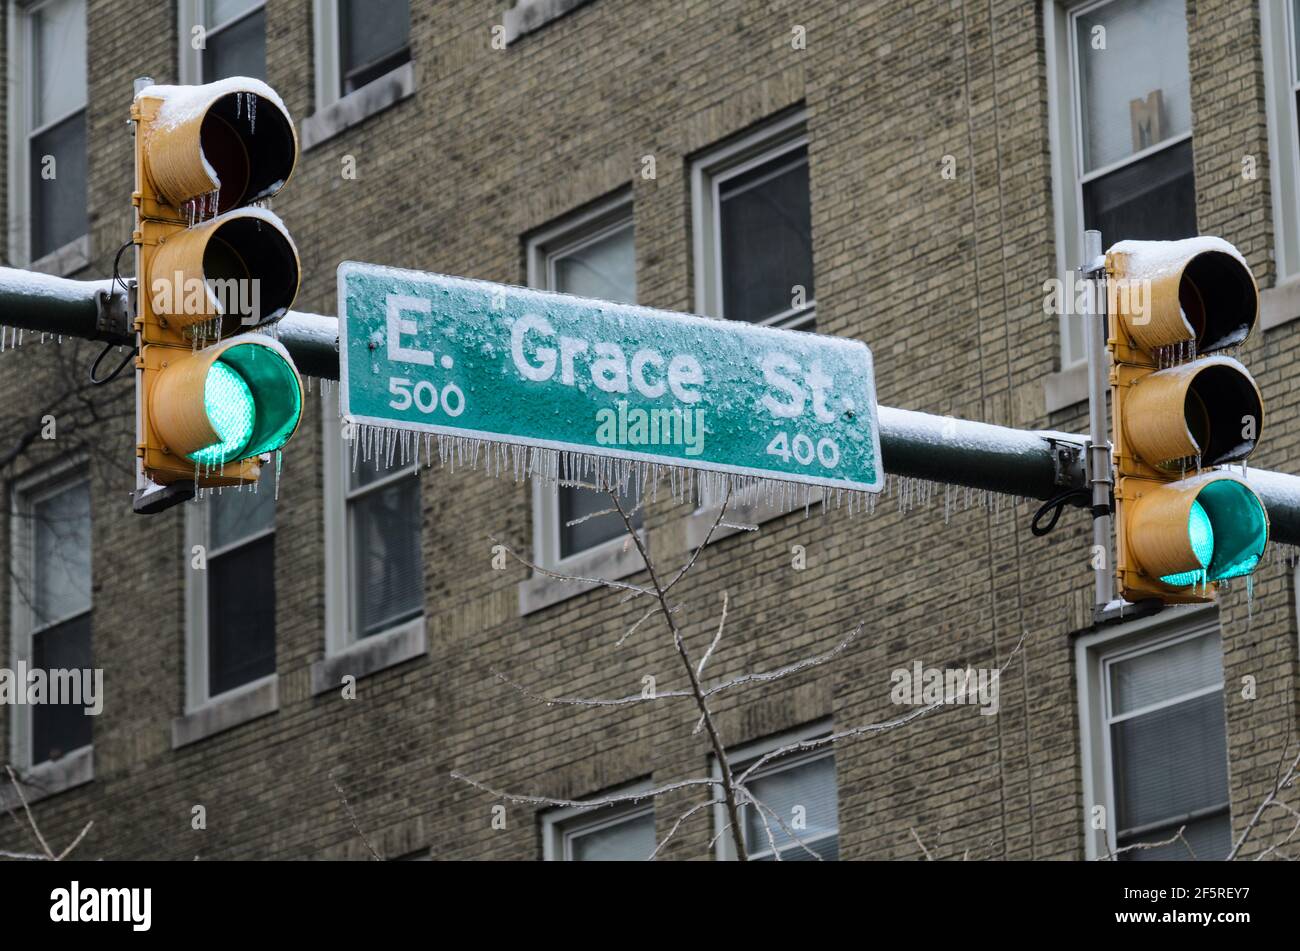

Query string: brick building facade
0 0 1297 860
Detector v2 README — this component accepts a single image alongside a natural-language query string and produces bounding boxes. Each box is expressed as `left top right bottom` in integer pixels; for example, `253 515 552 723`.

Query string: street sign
337 263 883 493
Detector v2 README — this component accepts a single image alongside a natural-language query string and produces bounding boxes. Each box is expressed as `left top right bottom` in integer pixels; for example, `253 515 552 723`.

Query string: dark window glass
1082 139 1196 244
207 535 276 696
740 752 838 861
560 481 641 560
29 110 87 259
719 146 814 326
340 0 410 95
203 7 266 81
31 612 93 763
350 471 423 637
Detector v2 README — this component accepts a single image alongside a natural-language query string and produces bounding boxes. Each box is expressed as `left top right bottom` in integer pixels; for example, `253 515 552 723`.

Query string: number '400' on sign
337 263 883 493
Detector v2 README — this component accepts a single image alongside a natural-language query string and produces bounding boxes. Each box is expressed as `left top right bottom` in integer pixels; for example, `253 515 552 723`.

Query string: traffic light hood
147 335 304 468
1107 237 1258 356
136 78 297 213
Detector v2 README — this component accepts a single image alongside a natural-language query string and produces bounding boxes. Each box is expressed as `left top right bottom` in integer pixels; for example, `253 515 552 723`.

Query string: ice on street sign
337 262 884 493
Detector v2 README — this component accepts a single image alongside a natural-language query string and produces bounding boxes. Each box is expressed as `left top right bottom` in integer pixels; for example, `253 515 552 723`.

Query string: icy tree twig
737 629 1028 787
647 798 722 860
745 788 824 861
3 764 93 861
488 533 651 598
910 827 935 861
1226 742 1300 861
332 776 383 861
609 485 751 861
616 605 659 647
697 592 728 677
492 668 695 707
1102 825 1196 861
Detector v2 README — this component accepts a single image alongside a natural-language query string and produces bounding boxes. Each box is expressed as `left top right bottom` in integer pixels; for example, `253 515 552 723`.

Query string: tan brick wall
0 0 1294 861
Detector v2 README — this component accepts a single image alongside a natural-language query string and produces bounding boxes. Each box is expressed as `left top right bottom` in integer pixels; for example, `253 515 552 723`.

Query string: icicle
248 93 257 134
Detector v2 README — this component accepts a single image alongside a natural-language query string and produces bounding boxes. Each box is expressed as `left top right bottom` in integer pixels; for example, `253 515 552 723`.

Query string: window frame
691 108 814 330
711 719 837 861
176 0 266 85
322 415 423 659
6 0 90 273
1262 0 1300 284
1075 605 1227 860
540 780 656 861
7 458 94 780
1045 0 1194 371
525 191 641 574
182 488 277 714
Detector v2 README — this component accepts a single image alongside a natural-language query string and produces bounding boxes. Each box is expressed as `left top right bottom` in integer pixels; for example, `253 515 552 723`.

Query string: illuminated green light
189 360 255 465
1161 500 1213 587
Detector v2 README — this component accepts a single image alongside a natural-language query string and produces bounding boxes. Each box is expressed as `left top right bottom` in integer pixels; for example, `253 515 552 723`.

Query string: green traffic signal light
183 341 303 467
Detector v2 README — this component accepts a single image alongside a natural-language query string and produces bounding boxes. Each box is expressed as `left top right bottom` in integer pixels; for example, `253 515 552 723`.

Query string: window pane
559 483 641 559
351 473 423 637
1082 138 1195 245
205 0 260 29
742 754 838 860
30 612 92 763
30 111 88 259
340 0 410 94
1110 633 1220 715
203 7 266 81
32 0 86 128
552 224 636 304
1074 0 1191 172
33 480 91 629
568 811 655 861
719 148 814 325
1120 811 1231 861
208 535 276 696
209 478 274 552
1111 691 1229 833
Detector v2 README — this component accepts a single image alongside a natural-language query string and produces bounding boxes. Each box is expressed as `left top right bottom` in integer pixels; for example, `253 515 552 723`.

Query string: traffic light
130 79 304 499
1107 237 1269 604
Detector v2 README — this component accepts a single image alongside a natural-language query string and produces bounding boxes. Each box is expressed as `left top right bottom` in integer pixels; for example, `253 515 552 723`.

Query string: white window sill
519 532 647 615
684 485 824 550
0 745 93 809
301 61 416 151
503 0 594 44
171 675 278 749
25 234 91 278
1261 277 1300 331
310 615 427 695
1044 361 1089 414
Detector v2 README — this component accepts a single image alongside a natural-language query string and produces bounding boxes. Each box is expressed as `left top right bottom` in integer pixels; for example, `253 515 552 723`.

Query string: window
1262 1 1300 282
10 470 92 770
7 0 88 266
304 0 416 149
1077 611 1231 860
321 418 425 662
541 783 656 861
714 723 839 861
692 110 815 330
185 476 276 709
526 193 643 569
1047 0 1196 366
177 0 266 85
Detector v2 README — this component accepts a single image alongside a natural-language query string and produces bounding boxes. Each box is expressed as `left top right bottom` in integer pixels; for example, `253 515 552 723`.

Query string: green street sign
337 263 883 493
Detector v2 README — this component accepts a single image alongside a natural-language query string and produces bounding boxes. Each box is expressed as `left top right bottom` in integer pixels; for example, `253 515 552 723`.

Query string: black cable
88 341 136 385
1030 488 1091 537
111 239 133 296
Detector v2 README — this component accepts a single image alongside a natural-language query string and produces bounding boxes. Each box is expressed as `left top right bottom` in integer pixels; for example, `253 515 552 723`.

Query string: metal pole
9 266 1300 546
1082 229 1115 614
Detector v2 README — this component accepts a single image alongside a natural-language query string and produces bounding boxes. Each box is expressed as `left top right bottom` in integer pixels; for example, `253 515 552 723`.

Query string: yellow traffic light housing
1107 238 1269 603
131 79 304 495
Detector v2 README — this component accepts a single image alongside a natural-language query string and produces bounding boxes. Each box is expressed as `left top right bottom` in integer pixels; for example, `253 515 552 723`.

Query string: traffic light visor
1131 476 1269 590
150 337 303 467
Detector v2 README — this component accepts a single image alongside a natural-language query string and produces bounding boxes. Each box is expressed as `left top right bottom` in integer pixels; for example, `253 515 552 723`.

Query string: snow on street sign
337 262 883 493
